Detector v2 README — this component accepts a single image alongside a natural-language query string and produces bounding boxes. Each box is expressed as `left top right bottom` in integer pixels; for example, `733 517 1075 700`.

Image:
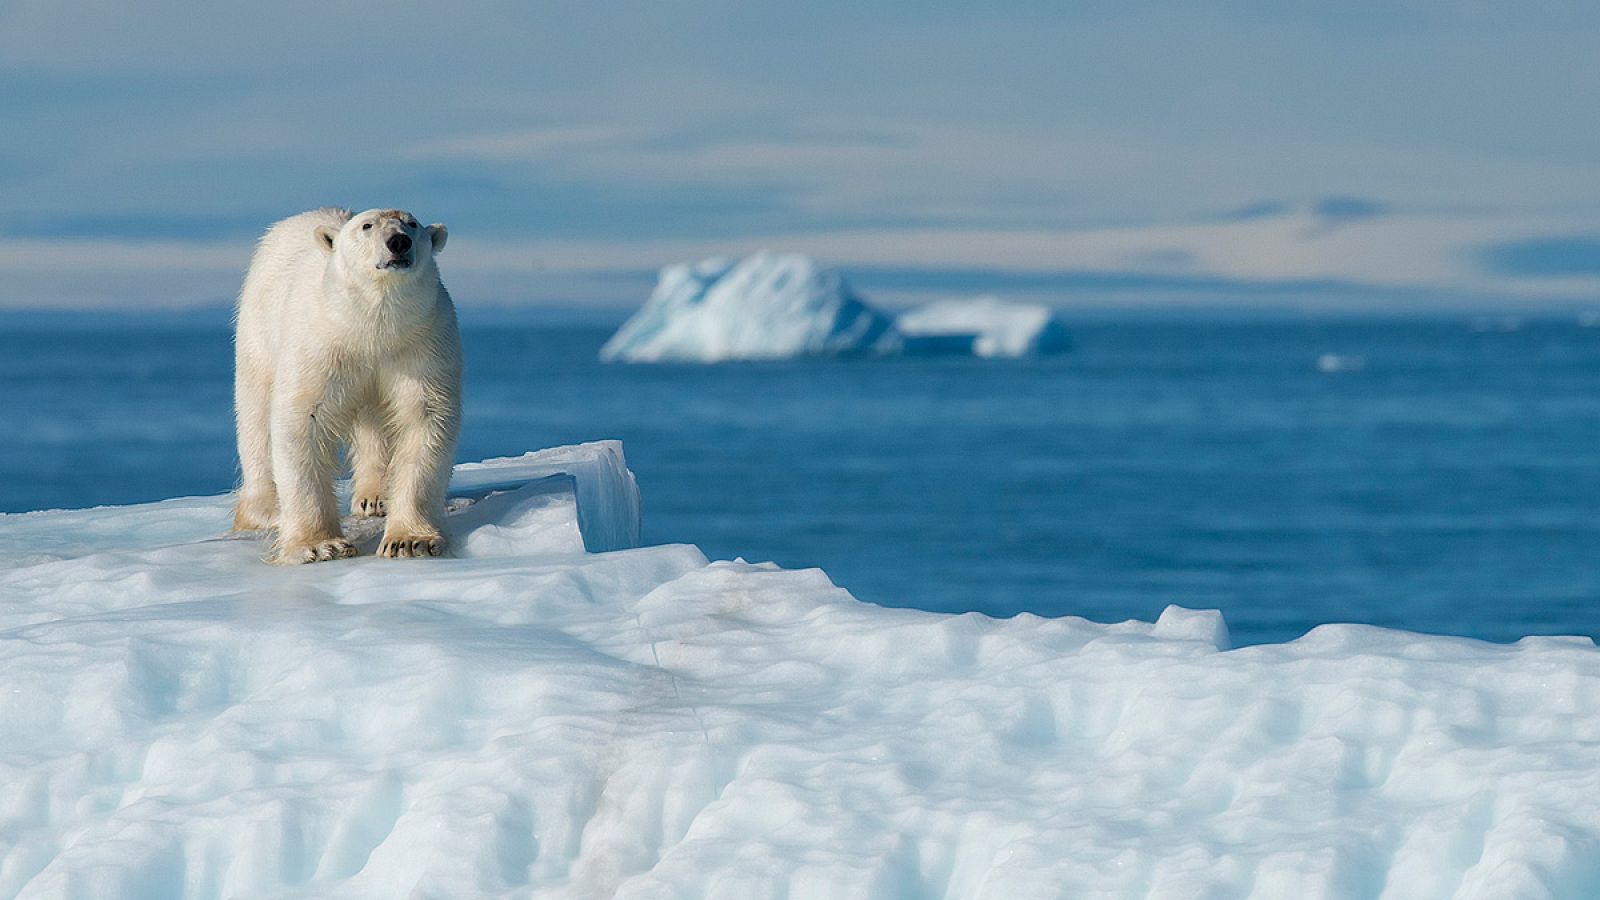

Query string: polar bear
232 207 462 564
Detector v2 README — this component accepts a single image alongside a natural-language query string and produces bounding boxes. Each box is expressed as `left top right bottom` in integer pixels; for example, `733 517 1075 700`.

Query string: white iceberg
1316 352 1367 373
896 296 1072 358
4 441 1600 898
599 253 901 363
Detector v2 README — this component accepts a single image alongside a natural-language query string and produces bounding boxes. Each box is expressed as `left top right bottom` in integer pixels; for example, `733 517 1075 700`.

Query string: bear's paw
352 494 387 518
282 536 359 564
378 532 445 559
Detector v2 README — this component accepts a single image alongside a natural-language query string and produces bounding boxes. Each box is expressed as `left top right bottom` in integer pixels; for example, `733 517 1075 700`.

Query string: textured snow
4 442 1600 899
897 296 1071 358
599 253 901 363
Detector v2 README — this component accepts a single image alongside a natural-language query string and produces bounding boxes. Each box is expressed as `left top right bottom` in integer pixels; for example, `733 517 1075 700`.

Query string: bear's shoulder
264 207 351 237
250 208 352 268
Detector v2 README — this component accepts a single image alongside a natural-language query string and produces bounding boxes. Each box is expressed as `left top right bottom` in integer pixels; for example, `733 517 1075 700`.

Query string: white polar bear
232 207 463 564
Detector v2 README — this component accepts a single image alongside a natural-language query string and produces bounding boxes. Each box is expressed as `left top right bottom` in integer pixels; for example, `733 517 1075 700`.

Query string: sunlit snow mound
599 253 901 363
5 441 1600 899
897 296 1071 358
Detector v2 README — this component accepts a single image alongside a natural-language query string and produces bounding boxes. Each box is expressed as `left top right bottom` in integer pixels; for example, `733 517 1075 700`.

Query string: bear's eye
362 223 373 231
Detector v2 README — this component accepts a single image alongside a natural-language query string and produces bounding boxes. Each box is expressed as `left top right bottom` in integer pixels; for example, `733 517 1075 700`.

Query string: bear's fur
232 207 462 564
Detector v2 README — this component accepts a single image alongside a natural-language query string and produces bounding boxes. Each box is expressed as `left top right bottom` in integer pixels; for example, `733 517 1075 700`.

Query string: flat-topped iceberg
897 295 1072 357
599 253 901 362
4 442 1600 897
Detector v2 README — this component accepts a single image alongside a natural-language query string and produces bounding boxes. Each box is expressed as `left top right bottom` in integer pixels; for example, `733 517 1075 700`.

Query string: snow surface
896 297 1071 358
599 254 901 363
5 441 1600 898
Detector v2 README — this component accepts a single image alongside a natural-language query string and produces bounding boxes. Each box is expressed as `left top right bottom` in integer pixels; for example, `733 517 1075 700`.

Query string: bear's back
236 208 352 358
253 207 350 277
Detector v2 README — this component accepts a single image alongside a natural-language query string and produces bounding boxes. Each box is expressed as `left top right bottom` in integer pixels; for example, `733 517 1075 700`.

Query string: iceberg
896 296 1072 358
599 253 901 363
4 441 1600 898
599 254 1073 363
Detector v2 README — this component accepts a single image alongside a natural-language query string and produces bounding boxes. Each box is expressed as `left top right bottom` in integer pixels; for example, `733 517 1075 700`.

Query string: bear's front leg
269 380 356 564
377 370 460 559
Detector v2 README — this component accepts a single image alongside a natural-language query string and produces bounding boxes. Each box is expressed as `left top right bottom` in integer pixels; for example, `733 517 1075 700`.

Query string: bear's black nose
386 233 412 255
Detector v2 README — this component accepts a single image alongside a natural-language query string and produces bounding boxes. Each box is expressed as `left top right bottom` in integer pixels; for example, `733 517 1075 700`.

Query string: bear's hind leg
348 411 389 518
233 357 278 532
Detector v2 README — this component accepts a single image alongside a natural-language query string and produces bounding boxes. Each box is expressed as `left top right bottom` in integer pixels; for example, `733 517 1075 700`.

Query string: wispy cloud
1478 236 1600 277
7 206 1600 311
402 127 641 163
6 3 1600 308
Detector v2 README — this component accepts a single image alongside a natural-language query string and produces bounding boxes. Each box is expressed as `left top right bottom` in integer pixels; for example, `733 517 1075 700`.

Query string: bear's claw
379 534 444 559
352 495 386 517
287 537 358 564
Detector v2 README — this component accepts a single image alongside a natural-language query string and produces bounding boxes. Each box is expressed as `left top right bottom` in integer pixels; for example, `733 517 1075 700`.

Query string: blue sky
3 1 1600 310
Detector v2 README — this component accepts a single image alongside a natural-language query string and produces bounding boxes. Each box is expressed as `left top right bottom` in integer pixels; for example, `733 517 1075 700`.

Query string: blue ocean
4 312 1598 647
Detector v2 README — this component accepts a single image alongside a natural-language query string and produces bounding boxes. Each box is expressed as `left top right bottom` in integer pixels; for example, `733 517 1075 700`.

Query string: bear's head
314 209 447 281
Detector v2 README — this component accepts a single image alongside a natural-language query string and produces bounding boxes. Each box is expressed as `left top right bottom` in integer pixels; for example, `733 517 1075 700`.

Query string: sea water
3 312 1597 646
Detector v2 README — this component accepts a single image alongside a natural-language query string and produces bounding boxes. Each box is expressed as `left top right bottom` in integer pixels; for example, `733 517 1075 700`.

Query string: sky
3 1 1600 312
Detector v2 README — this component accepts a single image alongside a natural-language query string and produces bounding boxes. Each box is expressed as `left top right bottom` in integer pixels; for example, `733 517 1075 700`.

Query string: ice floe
896 296 1071 358
2 441 1599 898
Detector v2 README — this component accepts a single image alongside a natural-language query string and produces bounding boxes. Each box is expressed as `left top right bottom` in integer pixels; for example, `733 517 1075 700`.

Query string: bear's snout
386 233 413 255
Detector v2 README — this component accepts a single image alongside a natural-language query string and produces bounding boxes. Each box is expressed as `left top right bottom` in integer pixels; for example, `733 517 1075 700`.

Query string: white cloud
8 3 1600 285
6 208 1598 311
452 207 1597 292
0 240 246 272
401 127 641 162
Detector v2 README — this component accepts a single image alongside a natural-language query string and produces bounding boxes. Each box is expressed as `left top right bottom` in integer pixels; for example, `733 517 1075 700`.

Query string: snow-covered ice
599 253 901 363
4 441 1600 899
896 296 1071 358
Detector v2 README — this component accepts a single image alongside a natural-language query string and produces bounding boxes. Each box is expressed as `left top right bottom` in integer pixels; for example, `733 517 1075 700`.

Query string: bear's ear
427 223 448 255
314 225 338 254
